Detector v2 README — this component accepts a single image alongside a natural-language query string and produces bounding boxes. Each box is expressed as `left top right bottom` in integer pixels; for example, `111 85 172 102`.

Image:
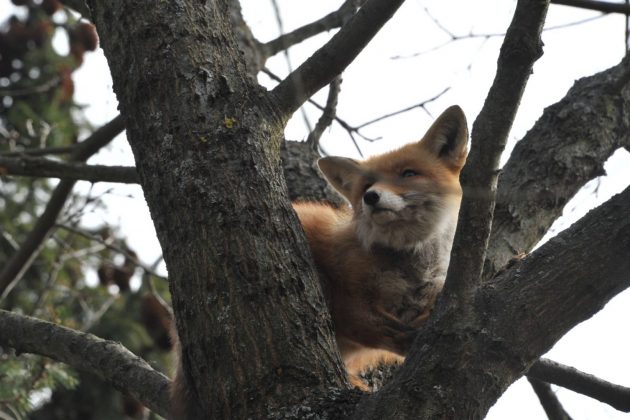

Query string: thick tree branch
550 0 630 14
527 377 573 420
272 0 405 118
354 183 630 419
529 359 630 412
0 115 125 301
0 156 138 183
261 0 362 59
0 309 171 418
486 54 630 278
441 0 549 302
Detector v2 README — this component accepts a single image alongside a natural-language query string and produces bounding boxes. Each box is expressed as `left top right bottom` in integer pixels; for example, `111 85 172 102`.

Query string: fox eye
401 169 419 178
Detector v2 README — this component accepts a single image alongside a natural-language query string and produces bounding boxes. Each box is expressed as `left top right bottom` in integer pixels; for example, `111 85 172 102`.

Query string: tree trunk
87 1 346 418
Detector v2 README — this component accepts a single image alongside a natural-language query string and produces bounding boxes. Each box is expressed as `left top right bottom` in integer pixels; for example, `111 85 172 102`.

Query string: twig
307 76 342 151
0 156 138 183
528 358 630 412
353 87 450 129
0 76 61 97
0 114 125 301
0 145 76 157
272 0 406 117
263 67 371 156
527 377 573 420
269 0 313 134
56 224 168 282
392 13 605 60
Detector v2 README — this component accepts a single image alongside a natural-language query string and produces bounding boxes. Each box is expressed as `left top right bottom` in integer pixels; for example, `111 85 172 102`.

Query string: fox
293 105 468 388
170 106 468 416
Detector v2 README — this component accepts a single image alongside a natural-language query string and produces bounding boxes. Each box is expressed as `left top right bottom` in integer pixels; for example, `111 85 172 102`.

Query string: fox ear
420 105 469 169
317 156 363 200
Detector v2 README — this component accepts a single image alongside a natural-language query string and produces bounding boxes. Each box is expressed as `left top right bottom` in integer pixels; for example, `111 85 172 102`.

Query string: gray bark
486 54 630 277
0 309 171 418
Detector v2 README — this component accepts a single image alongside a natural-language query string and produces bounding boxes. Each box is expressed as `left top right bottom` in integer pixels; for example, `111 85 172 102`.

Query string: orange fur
294 106 469 388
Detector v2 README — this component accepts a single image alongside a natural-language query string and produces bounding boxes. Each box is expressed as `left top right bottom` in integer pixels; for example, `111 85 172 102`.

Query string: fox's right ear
317 156 363 200
420 105 468 170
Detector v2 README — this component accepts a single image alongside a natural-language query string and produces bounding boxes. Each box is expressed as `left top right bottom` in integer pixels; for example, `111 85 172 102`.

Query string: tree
1 0 629 419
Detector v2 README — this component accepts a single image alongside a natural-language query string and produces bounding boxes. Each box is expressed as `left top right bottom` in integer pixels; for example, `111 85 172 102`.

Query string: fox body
293 106 468 384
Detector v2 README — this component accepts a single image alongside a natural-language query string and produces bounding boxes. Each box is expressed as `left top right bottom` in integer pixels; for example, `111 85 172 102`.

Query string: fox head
318 105 468 251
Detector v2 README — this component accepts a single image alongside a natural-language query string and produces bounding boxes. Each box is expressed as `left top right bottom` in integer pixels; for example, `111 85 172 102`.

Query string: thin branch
0 309 171 418
272 0 405 118
269 0 313 134
0 156 138 183
261 0 363 59
527 377 573 420
0 145 76 157
0 76 61 97
392 12 604 60
528 359 630 412
354 87 450 129
307 76 342 150
56 224 168 281
441 0 549 301
550 0 630 14
265 67 449 155
0 114 125 301
263 67 371 156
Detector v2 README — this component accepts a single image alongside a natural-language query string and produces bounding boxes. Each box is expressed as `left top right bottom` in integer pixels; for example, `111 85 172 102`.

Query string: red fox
293 105 468 388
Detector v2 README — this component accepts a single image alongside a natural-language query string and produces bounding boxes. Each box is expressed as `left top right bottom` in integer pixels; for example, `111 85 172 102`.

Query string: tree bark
85 1 352 417
443 0 549 302
486 54 630 277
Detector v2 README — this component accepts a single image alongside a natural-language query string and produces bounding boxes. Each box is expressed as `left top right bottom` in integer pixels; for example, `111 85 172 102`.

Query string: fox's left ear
419 105 468 169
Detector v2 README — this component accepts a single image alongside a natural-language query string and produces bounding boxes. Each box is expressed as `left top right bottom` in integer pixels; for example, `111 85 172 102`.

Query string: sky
4 0 630 418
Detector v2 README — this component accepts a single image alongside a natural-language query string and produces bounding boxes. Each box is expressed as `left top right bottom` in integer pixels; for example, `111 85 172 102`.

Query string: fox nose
363 190 380 206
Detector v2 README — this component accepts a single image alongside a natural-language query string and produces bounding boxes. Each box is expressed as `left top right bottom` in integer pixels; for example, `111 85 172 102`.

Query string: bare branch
442 0 549 301
528 359 630 412
527 376 573 420
550 0 630 14
272 0 405 118
263 67 371 155
354 87 450 129
0 114 125 301
486 54 630 278
0 309 171 418
0 156 138 183
306 76 342 150
261 0 362 59
0 145 76 157
56 224 167 281
481 185 630 374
